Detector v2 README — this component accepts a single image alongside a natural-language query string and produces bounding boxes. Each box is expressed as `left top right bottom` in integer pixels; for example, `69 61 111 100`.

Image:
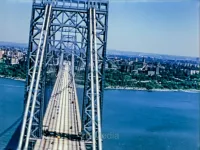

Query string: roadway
34 62 85 150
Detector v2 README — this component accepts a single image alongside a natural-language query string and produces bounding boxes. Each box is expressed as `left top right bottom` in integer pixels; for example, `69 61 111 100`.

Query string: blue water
0 78 199 150
102 90 199 150
0 78 24 149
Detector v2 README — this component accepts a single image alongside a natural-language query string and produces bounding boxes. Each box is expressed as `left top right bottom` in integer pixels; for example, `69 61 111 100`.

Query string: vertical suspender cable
17 5 49 150
89 8 96 150
93 8 102 150
24 5 52 150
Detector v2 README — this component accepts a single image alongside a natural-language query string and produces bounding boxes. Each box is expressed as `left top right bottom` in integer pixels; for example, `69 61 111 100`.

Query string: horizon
0 0 199 57
0 40 198 59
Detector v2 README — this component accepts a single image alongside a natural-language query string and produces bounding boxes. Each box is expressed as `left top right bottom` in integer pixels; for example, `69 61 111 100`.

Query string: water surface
0 78 199 150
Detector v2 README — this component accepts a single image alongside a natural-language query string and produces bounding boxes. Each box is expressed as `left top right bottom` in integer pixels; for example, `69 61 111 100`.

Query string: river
0 78 199 150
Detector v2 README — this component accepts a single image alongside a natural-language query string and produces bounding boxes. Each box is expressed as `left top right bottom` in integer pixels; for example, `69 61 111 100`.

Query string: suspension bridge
5 0 109 149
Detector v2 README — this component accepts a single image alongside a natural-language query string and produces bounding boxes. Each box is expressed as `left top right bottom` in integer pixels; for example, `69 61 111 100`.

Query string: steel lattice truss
82 6 108 149
19 0 108 149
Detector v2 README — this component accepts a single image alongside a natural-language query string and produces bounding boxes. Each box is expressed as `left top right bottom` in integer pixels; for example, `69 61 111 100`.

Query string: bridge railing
73 75 82 133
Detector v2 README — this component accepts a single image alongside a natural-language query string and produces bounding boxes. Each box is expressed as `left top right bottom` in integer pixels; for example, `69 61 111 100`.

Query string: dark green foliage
104 69 200 90
0 61 26 79
1 61 199 90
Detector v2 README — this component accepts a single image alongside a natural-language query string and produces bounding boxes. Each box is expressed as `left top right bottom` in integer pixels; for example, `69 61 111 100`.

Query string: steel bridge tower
18 0 109 150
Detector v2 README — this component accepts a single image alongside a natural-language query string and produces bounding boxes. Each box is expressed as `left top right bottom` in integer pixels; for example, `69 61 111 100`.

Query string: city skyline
0 0 199 57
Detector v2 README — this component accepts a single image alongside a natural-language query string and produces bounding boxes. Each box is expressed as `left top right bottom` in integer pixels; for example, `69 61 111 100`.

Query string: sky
0 0 199 57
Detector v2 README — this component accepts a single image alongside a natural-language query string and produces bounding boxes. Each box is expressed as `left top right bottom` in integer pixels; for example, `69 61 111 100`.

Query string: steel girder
81 3 109 150
20 4 53 150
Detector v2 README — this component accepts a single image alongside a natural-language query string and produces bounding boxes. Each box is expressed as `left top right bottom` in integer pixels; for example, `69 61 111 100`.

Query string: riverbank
107 86 200 93
1 77 199 93
106 86 200 93
76 84 200 93
0 76 25 81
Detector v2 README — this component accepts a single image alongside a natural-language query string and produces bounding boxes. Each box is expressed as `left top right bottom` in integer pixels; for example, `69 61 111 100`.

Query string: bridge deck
34 63 85 150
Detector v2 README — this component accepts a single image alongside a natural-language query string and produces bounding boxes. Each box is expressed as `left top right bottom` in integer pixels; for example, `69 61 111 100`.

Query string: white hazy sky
0 0 199 57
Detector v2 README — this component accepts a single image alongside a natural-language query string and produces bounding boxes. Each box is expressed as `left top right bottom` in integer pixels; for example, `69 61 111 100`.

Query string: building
190 70 200 75
0 50 5 59
108 61 118 70
148 71 155 76
10 57 19 65
156 66 160 75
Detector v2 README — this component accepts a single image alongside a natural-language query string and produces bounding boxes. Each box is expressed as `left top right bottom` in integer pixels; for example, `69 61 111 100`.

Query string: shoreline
106 86 200 93
0 77 199 93
0 76 25 81
76 84 200 93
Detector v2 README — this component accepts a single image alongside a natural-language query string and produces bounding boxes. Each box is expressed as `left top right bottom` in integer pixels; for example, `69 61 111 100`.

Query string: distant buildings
107 54 200 80
0 48 25 65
